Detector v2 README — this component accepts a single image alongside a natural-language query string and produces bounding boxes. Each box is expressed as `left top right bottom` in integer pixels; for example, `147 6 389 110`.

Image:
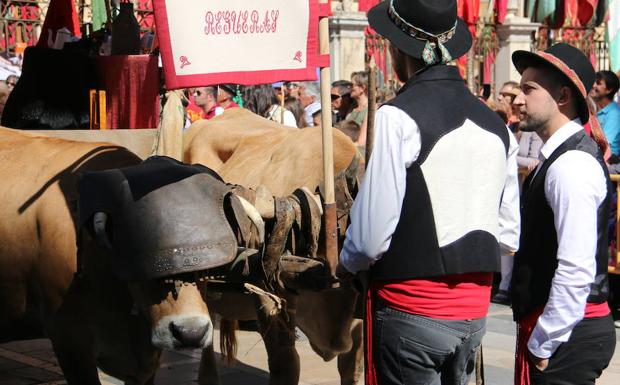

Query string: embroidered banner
153 0 328 89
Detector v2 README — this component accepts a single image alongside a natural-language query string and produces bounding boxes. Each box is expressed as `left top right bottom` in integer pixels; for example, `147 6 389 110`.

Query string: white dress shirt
339 105 521 274
527 120 607 359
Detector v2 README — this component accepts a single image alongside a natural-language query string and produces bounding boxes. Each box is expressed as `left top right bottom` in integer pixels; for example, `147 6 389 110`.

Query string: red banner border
153 0 328 89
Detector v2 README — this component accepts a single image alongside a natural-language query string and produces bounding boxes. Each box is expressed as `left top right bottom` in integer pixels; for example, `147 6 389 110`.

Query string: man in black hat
338 1 520 384
510 43 616 384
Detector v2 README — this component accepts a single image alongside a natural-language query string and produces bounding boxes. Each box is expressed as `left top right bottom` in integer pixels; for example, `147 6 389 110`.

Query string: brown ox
184 108 364 385
0 127 234 385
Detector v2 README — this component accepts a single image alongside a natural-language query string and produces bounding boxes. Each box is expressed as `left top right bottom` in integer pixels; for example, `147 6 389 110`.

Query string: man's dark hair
332 80 352 95
595 70 620 100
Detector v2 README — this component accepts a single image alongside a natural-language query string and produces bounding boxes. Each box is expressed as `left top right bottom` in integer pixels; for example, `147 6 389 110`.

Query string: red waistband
373 273 493 320
514 302 611 385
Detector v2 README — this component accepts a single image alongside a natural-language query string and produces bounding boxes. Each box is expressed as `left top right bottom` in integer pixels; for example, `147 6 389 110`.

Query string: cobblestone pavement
1 304 618 385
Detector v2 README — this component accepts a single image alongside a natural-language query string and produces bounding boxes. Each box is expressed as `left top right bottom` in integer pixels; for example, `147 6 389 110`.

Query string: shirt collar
539 119 583 161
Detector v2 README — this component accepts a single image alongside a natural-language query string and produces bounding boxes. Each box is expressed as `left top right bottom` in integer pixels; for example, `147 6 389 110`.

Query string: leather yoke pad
78 156 237 280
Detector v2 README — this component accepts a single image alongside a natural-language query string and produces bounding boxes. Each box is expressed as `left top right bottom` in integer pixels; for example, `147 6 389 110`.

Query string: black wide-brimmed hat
512 43 595 124
368 0 472 65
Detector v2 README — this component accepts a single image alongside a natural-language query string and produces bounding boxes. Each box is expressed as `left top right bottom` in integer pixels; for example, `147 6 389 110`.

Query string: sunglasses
331 92 350 101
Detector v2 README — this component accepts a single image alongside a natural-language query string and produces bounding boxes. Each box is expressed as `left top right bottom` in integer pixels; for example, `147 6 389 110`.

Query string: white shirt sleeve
499 127 521 254
339 106 420 273
282 110 298 128
527 150 607 358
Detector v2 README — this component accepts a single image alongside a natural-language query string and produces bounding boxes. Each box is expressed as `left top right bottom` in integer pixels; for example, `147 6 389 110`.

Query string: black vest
511 130 611 321
370 65 510 281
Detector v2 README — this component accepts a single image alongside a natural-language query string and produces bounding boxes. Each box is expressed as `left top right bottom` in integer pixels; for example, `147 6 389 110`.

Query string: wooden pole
281 85 285 123
318 0 338 280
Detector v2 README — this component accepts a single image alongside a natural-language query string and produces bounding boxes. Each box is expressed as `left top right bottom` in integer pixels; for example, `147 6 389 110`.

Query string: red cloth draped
562 0 598 27
496 0 508 23
93 55 160 129
456 0 479 79
37 0 80 48
359 0 380 12
578 0 598 25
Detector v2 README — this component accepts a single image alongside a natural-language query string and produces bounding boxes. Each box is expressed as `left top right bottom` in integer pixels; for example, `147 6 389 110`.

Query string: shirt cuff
339 242 372 274
527 325 569 359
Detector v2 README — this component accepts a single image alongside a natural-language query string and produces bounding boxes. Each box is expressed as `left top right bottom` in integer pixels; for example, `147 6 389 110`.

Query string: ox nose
169 319 211 347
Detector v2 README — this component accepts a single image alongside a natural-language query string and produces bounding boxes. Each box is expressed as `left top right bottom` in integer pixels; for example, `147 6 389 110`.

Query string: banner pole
318 0 338 281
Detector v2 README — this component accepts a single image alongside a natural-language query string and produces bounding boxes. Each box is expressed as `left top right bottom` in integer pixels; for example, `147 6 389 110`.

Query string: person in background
498 81 521 131
298 81 321 127
284 97 308 128
4 75 18 91
284 81 301 99
243 85 297 128
217 84 240 110
511 43 616 385
590 71 620 157
311 106 322 127
331 80 354 124
194 86 223 120
337 119 361 143
517 131 543 174
347 71 369 145
487 99 510 125
0 81 9 120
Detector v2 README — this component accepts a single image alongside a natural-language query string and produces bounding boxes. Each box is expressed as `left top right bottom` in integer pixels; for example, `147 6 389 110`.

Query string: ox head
78 156 263 350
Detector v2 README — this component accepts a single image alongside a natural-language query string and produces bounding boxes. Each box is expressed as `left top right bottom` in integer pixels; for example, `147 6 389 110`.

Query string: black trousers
529 315 616 385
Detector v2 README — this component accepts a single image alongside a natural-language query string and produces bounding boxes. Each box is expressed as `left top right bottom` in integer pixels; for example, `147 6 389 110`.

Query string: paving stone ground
1 304 618 385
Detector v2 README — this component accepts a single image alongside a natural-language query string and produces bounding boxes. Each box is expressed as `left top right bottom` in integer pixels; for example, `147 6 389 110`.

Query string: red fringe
514 307 544 385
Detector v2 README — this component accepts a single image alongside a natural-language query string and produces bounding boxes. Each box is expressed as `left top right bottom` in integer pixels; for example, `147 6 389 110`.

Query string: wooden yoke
318 0 338 281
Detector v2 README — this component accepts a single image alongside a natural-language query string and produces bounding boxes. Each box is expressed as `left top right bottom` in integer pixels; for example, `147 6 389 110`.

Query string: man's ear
556 86 572 107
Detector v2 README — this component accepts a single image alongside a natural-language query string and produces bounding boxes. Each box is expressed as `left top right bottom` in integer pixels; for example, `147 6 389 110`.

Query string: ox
183 108 364 385
0 117 363 385
0 127 247 384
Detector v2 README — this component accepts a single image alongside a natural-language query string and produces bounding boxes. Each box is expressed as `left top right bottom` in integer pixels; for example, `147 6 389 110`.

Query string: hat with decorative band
512 43 595 124
367 0 472 66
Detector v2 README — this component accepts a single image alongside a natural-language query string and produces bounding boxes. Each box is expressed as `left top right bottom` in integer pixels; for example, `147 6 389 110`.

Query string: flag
37 0 80 48
609 0 620 72
91 0 109 31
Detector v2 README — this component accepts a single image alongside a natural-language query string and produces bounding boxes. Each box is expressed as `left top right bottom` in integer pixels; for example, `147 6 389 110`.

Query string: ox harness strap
75 156 352 297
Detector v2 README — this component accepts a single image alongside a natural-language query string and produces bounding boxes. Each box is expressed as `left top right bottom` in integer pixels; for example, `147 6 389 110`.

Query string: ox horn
235 196 265 244
93 212 113 249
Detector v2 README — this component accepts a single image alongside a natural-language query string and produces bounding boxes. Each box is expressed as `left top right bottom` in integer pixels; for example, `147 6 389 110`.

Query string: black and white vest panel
371 65 510 281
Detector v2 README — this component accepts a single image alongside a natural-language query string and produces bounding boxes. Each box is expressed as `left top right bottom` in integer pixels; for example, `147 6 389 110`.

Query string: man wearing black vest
510 44 616 384
338 1 520 384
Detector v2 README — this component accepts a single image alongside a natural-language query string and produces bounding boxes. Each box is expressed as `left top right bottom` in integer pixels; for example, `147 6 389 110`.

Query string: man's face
514 67 560 133
298 86 314 108
331 87 342 109
497 86 515 109
5 76 17 90
194 87 215 109
589 78 611 101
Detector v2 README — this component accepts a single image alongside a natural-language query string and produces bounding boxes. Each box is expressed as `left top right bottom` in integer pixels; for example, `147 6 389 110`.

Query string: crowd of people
178 68 401 151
